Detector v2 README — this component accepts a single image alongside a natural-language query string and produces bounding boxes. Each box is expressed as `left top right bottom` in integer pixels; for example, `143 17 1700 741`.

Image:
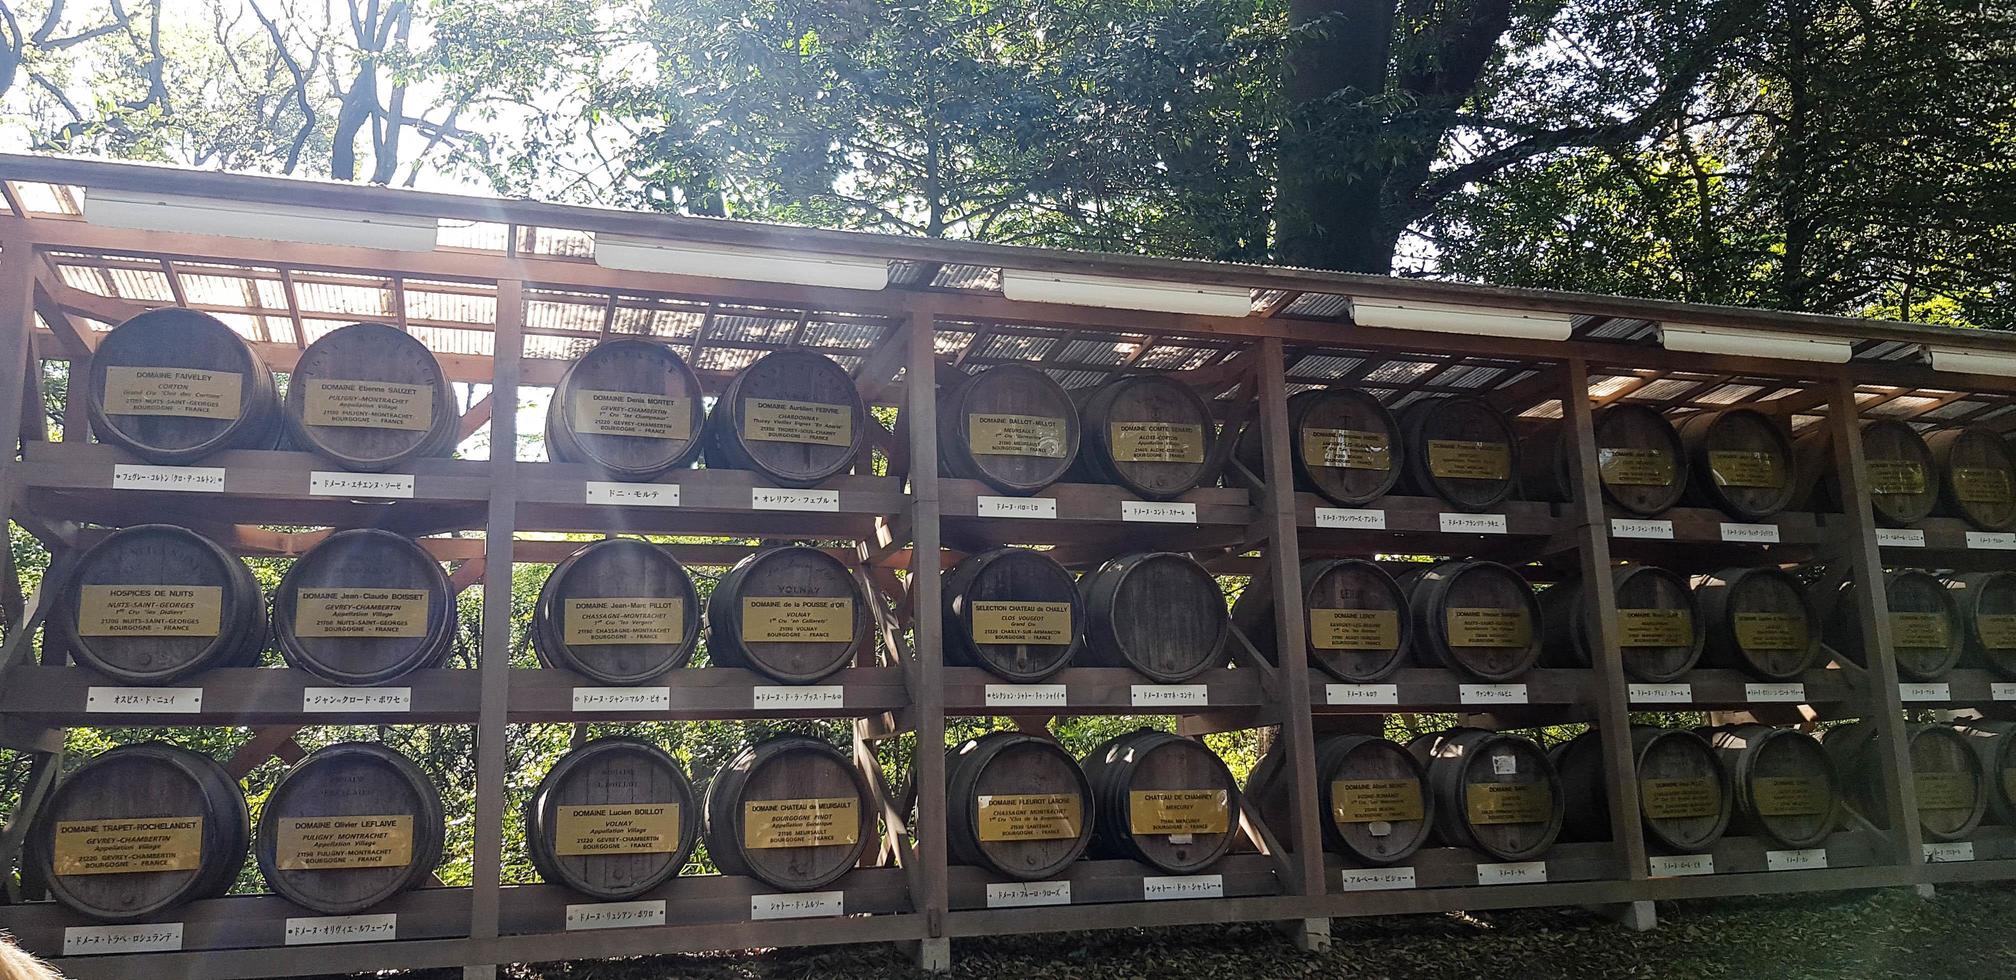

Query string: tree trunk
1274 0 1395 273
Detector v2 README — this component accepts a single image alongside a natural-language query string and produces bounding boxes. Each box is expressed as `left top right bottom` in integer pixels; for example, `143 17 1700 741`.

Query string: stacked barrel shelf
3 159 2016 979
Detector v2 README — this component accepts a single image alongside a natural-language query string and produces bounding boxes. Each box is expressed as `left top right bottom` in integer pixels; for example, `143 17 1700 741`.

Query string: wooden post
465 279 523 980
1823 373 1923 864
0 242 33 541
905 307 951 969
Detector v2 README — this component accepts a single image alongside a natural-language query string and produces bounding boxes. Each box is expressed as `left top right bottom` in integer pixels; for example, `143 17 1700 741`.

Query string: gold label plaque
1733 612 1808 651
303 379 433 431
275 815 414 870
1309 609 1400 650
970 601 1072 645
565 598 685 646
969 414 1067 458
554 804 680 856
572 388 691 440
1445 607 1531 648
1977 614 2016 650
1598 447 1676 487
977 794 1083 842
77 585 223 637
295 588 430 638
1464 782 1552 825
1891 612 1951 649
1618 608 1692 648
1127 789 1229 836
1427 439 1510 480
1302 428 1392 471
102 366 242 420
1954 467 2013 504
1331 779 1424 823
1914 772 1976 813
743 398 852 447
1708 450 1783 488
1641 778 1722 820
1109 421 1205 464
741 597 853 643
1868 459 1927 496
1751 776 1829 817
743 797 859 849
53 817 203 876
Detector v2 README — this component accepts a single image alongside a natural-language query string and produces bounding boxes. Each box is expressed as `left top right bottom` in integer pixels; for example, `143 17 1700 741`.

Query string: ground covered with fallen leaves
330 884 2016 980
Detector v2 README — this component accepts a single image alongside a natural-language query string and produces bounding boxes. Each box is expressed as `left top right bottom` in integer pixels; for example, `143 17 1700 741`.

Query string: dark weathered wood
1081 730 1240 875
1796 418 1939 526
704 349 868 488
1525 404 1689 516
1694 566 1822 681
1676 408 1797 521
1538 564 1702 682
1249 734 1431 865
937 364 1079 494
707 546 872 684
1231 558 1409 682
284 321 458 471
1949 571 2016 678
525 737 698 901
84 308 282 464
702 735 874 891
1925 425 2016 531
27 743 248 922
1822 722 1985 843
544 338 708 480
1701 723 1840 849
1553 727 1730 854
532 538 700 685
1234 388 1401 506
1077 552 1229 683
1400 559 1541 681
272 528 456 685
944 731 1093 881
1826 568 1964 681
55 524 268 684
1395 395 1518 511
1070 375 1220 500
254 742 445 915
1407 728 1562 863
941 547 1081 682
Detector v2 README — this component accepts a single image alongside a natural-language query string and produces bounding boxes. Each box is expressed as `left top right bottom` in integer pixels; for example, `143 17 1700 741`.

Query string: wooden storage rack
2 155 2015 978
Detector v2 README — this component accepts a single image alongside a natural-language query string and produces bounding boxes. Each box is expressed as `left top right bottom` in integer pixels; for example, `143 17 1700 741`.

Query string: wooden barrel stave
29 743 249 922
702 735 875 891
1070 375 1220 500
1077 552 1229 683
1552 727 1730 854
1407 728 1562 862
1694 567 1822 681
706 546 872 683
1081 730 1240 874
255 742 445 914
704 350 868 488
945 732 1095 881
546 338 709 480
284 321 459 471
1952 720 2016 826
1926 426 2016 531
1521 405 1689 516
942 547 1082 682
272 528 456 685
938 365 1081 494
534 538 702 685
1247 734 1432 865
1403 559 1541 681
1826 569 1964 681
1821 722 1986 843
1701 724 1839 849
526 737 699 900
1230 558 1409 682
57 524 268 685
1949 571 2016 678
1795 419 1939 526
1538 564 1703 682
1396 395 1518 511
1677 409 1798 521
86 308 282 464
1234 388 1402 505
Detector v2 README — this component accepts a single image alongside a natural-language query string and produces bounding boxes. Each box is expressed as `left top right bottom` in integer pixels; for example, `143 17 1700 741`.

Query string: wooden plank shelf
1619 668 1860 711
1860 516 2016 570
498 866 912 934
1918 827 2016 882
0 884 473 960
1886 669 2016 708
1322 841 1622 894
513 461 908 538
1311 667 1597 713
506 665 911 722
1603 506 1828 568
943 666 1265 717
937 479 1255 554
1293 493 1564 556
945 855 1280 911
0 666 482 725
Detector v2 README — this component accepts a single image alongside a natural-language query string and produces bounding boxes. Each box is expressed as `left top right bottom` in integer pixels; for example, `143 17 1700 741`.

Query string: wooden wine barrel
1406 728 1562 862
704 350 868 488
1676 408 1797 521
272 529 456 686
702 735 874 890
1700 724 1839 849
1082 730 1239 874
1070 375 1219 500
1248 735 1432 865
938 364 1080 494
85 307 282 464
57 524 268 685
1537 564 1703 682
1395 395 1518 511
546 338 709 480
1521 405 1689 515
1926 425 2016 531
1794 419 1939 526
1826 569 1964 681
1229 558 1410 683
1951 720 2016 827
1233 388 1402 505
28 743 249 922
1820 721 1985 843
1950 571 2016 679
1694 566 1822 681
945 731 1095 881
255 742 444 914
1401 559 1541 681
533 539 701 685
707 546 872 683
943 547 1082 682
284 322 459 471
1551 727 1731 854
526 737 699 900
1077 552 1228 683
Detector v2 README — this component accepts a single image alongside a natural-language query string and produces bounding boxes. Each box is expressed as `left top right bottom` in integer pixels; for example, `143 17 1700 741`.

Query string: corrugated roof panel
712 314 798 345
1521 399 1564 419
1587 318 1655 340
405 324 492 356
1868 395 1941 417
1696 384 1764 405
1287 355 1361 380
264 315 296 345
256 278 288 309
933 330 975 355
1059 338 1142 367
1046 369 1107 390
1366 360 1437 384
57 263 112 294
932 264 1001 291
643 308 705 340
297 278 392 316
525 292 605 333
534 228 596 258
437 220 509 251
1925 400 1987 420
1252 290 1293 314
798 319 888 350
979 334 1057 360
887 259 933 287
179 272 262 307
828 354 863 373
1631 378 1706 402
407 288 496 326
301 318 348 344
209 311 263 340
1132 345 1217 370
523 333 591 361
695 346 761 372
1588 375 1640 398
12 181 83 214
106 266 176 302
1285 292 1349 318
